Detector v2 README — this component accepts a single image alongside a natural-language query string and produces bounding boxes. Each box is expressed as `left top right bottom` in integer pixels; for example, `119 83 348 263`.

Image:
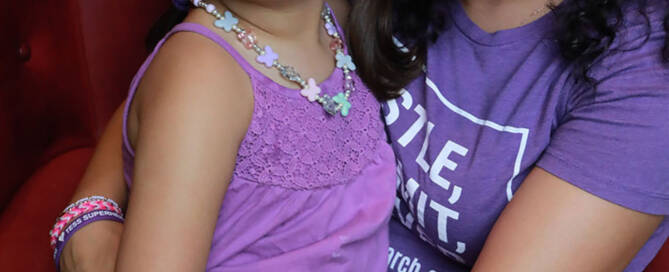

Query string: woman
59 0 669 271
355 0 669 271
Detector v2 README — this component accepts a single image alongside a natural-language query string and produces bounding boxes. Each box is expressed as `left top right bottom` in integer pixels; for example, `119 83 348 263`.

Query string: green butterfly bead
333 93 351 117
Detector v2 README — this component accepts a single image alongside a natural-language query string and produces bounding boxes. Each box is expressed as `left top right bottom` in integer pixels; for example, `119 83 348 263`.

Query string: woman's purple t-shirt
385 1 669 271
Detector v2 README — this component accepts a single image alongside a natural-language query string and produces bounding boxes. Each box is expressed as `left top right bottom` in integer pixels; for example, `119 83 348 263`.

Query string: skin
59 106 126 272
461 0 558 32
61 0 664 271
472 168 662 271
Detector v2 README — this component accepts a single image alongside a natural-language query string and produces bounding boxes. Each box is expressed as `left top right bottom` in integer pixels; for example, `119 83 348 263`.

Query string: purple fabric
172 0 190 11
121 19 395 272
384 1 669 271
53 210 124 272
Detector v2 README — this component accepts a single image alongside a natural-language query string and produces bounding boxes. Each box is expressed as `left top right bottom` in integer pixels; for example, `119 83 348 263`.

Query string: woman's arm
60 103 128 272
114 31 253 272
68 105 128 208
472 8 668 270
472 167 663 272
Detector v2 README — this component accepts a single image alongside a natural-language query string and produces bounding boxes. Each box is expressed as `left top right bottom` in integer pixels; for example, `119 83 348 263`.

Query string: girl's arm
59 104 128 272
114 31 253 272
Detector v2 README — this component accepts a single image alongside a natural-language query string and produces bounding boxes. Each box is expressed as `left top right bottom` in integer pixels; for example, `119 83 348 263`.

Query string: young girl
50 0 395 271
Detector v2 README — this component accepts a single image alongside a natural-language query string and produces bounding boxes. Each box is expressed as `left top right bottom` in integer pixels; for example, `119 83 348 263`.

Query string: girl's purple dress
121 22 396 271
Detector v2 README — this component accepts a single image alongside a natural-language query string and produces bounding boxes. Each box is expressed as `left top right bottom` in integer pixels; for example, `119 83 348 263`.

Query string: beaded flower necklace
191 0 356 117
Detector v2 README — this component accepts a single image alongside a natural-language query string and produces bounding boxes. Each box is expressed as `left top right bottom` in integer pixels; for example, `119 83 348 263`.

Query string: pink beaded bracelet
49 196 123 248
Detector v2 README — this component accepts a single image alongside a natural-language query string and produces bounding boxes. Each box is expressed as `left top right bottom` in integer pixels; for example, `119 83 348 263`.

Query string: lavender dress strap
169 22 258 73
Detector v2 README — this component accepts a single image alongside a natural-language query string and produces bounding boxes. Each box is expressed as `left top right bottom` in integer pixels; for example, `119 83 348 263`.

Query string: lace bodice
233 69 385 190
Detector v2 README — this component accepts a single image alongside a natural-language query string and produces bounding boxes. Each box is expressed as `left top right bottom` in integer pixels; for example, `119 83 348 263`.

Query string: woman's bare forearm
59 102 130 272
69 103 129 208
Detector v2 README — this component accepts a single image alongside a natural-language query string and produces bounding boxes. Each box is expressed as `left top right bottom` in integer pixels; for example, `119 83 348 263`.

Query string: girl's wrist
62 220 124 272
50 196 123 247
50 196 125 272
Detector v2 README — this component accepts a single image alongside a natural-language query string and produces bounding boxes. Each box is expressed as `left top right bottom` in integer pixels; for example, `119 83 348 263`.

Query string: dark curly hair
148 0 669 100
348 0 669 100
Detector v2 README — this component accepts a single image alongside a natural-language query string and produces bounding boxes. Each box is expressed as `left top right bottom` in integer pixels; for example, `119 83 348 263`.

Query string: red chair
647 245 669 272
0 0 666 271
0 0 167 270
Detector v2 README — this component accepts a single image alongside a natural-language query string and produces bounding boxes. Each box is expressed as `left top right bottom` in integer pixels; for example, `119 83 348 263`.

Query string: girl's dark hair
347 0 447 99
145 6 188 52
148 1 669 100
349 0 669 100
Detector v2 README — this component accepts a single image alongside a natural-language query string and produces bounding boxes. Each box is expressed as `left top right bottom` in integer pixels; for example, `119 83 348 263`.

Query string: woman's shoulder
544 2 669 215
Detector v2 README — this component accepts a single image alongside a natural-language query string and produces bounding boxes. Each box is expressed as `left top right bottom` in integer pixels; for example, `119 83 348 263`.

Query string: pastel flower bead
257 46 278 68
325 22 338 36
336 52 356 71
301 78 321 102
333 92 351 117
214 11 239 32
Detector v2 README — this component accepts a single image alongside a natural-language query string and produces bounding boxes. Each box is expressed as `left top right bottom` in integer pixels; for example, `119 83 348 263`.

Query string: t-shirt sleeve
536 8 669 215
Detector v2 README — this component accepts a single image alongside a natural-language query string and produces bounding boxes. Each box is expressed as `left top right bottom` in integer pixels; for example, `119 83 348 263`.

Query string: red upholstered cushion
0 0 168 211
646 241 669 272
0 148 93 272
0 0 168 267
77 0 171 132
0 0 96 210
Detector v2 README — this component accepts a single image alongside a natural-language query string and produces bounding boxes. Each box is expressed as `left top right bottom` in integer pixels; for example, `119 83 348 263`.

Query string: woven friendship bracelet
60 196 120 215
49 198 122 247
52 209 124 272
49 196 122 247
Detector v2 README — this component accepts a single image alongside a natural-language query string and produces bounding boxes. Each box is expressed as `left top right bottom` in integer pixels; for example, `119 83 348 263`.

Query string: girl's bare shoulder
134 25 254 142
